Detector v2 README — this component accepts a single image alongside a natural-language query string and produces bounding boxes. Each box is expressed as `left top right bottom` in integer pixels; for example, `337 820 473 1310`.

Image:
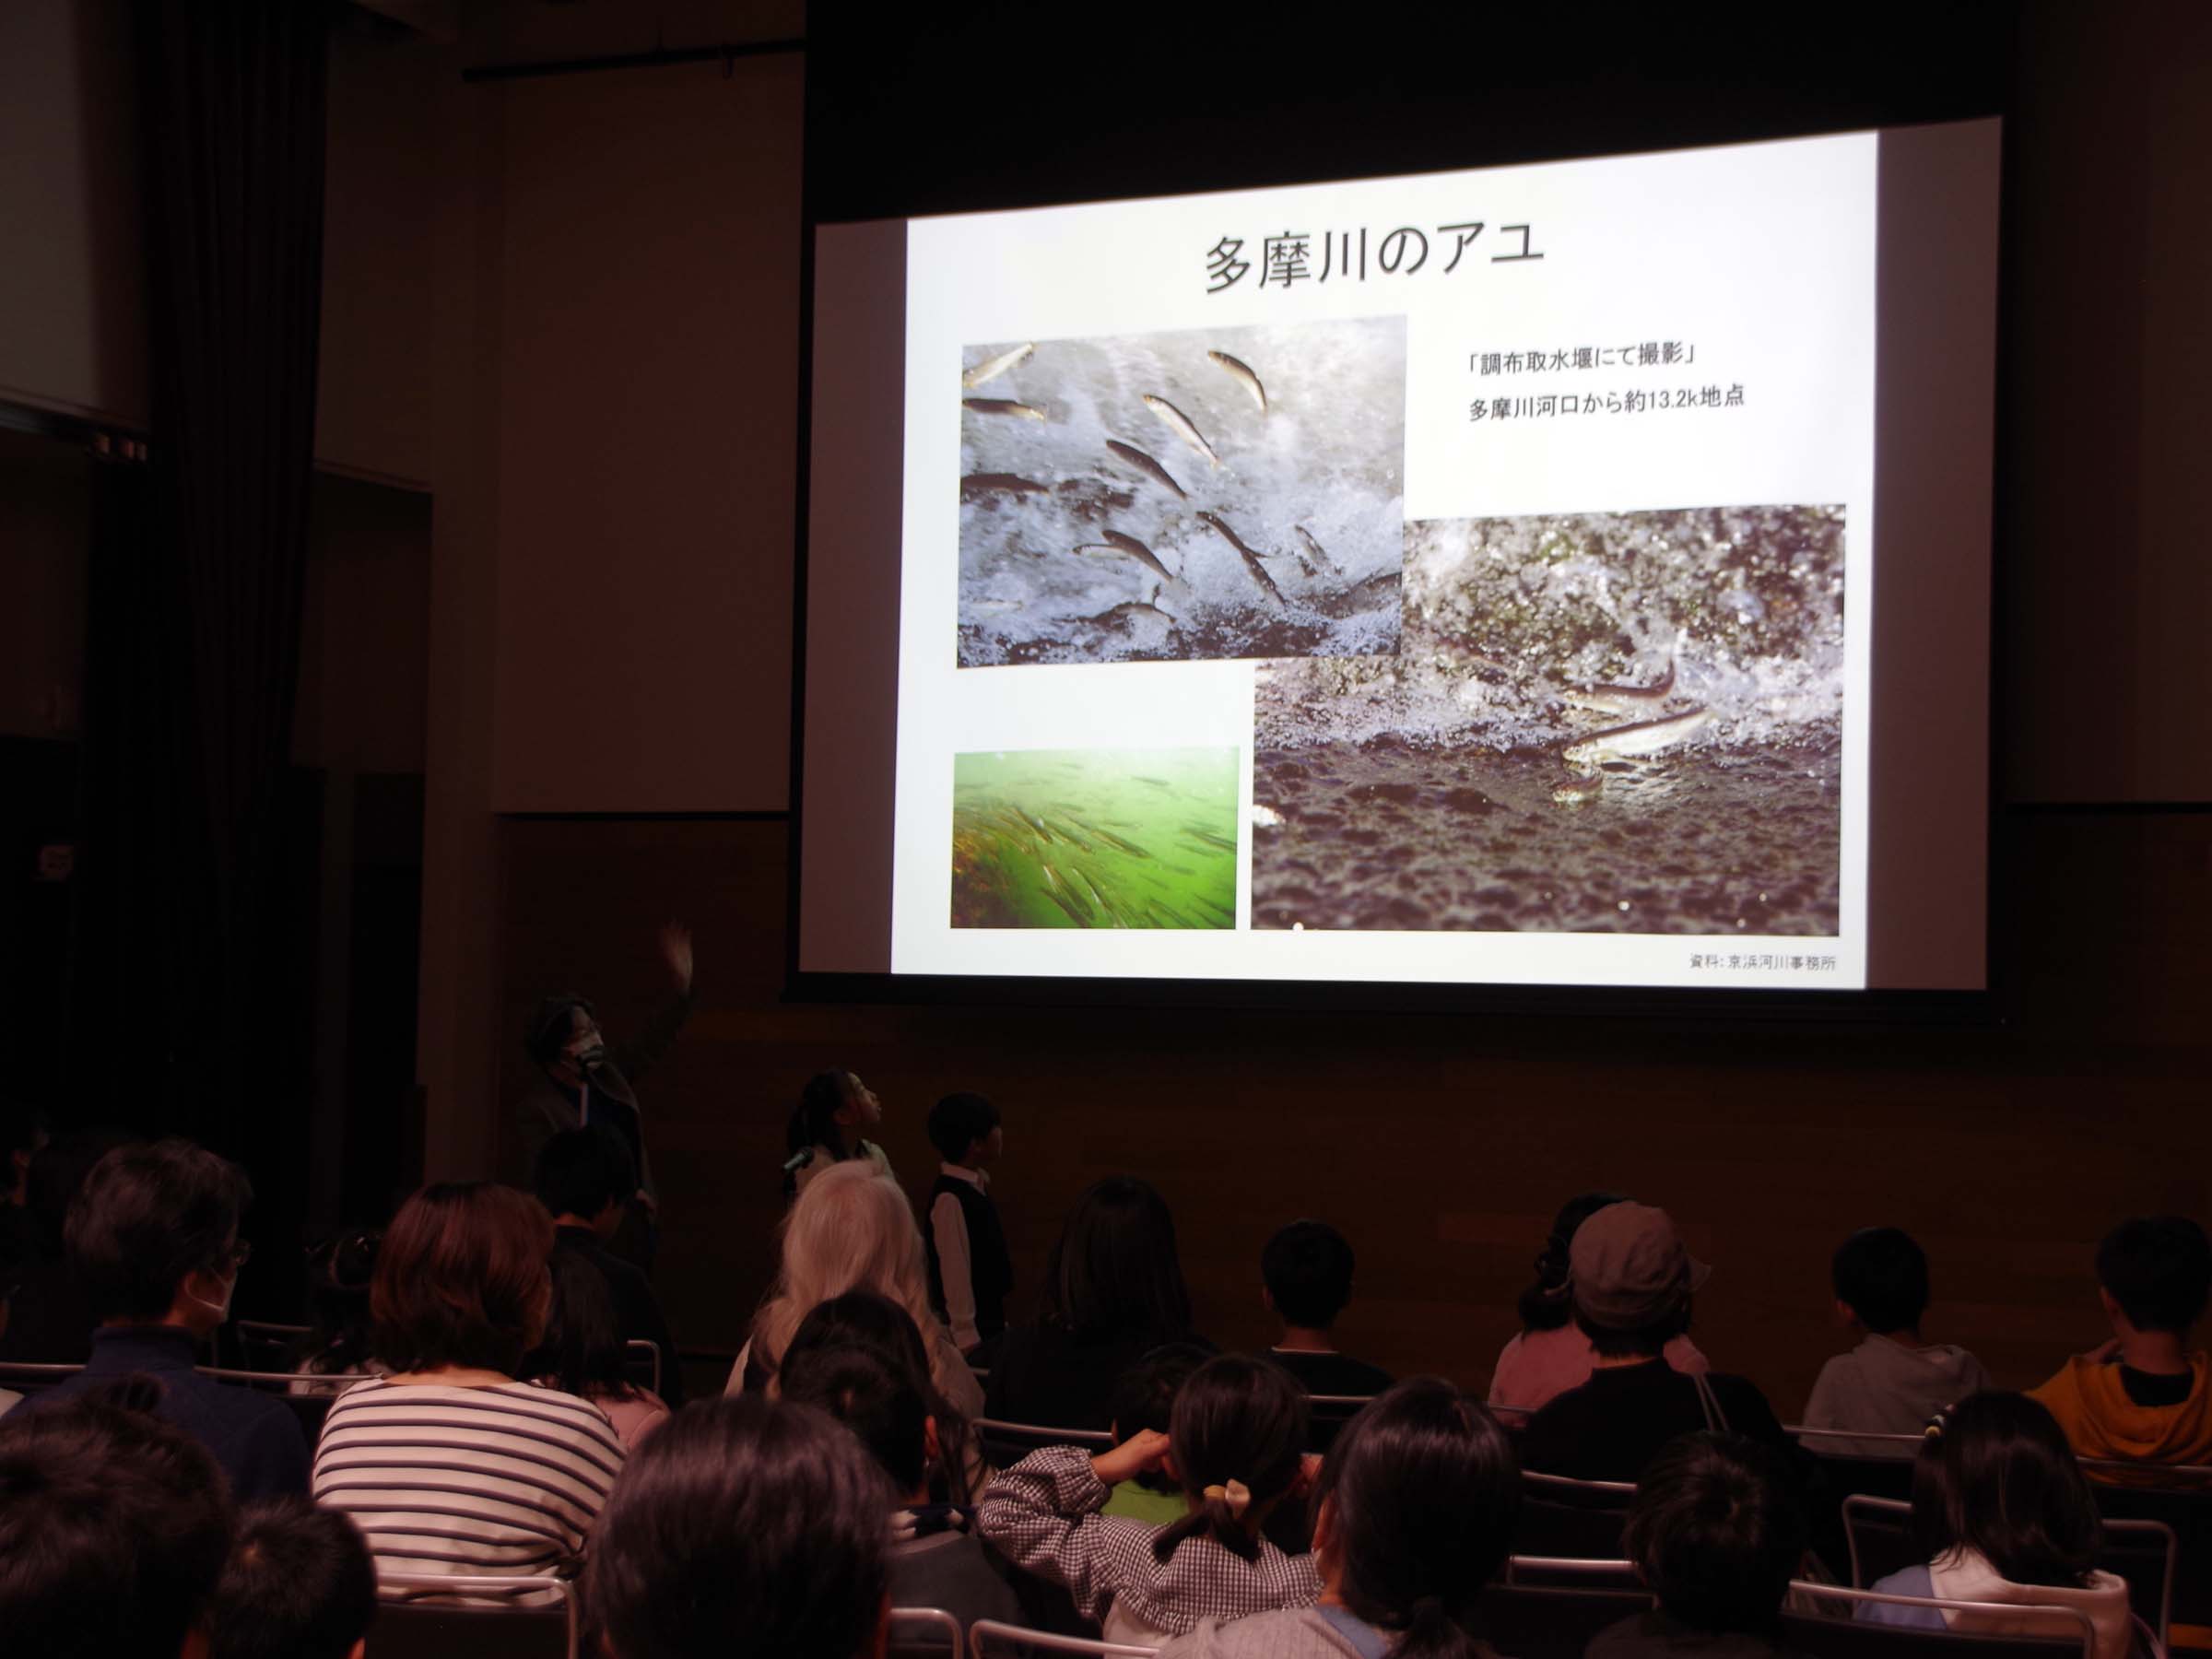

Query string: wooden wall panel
495 811 2209 1419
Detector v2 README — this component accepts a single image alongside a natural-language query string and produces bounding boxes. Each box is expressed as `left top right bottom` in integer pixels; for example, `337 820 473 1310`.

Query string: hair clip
1922 1409 1949 1441
1202 1479 1252 1518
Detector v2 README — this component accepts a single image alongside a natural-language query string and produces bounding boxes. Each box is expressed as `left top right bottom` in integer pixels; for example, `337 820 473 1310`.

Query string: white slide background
891 132 1877 988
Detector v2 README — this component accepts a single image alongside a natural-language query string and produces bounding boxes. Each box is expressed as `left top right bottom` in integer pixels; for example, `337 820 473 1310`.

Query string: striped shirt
312 1378 626 1594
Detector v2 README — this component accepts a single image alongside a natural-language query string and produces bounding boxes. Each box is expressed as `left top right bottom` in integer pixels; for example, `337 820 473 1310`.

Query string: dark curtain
69 2 327 1176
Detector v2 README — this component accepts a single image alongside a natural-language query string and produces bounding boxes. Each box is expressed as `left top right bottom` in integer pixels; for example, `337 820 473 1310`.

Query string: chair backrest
1503 1555 1644 1590
1515 1469 1636 1559
973 1418 1116 1470
1783 1580 2095 1659
0 1360 85 1395
969 1618 1157 1658
1476 1582 1653 1659
371 1573 575 1659
230 1319 312 1372
1844 1495 2177 1644
2088 1481 2212 1627
889 1607 964 1659
622 1338 660 1397
1304 1392 1375 1451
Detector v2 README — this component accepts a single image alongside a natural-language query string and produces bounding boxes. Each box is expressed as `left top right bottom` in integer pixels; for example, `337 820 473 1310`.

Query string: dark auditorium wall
495 809 2210 1410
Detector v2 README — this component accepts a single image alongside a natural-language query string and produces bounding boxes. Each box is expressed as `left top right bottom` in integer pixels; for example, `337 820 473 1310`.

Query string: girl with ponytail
977 1355 1320 1644
1156 1378 1521 1659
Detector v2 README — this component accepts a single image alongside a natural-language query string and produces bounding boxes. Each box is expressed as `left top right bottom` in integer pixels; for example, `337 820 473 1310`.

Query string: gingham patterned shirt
976 1445 1321 1637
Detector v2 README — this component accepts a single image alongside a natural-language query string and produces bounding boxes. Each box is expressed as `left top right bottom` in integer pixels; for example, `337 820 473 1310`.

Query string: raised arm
974 1436 1169 1624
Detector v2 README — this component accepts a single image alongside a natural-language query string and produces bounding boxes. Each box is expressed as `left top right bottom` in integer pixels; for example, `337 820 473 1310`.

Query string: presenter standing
520 923 695 1271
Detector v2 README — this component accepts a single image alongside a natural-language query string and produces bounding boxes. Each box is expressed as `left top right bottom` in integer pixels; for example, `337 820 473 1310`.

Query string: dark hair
782 1340 928 1495
300 1230 381 1377
22 1128 137 1260
1623 1432 1806 1632
0 1386 236 1658
207 1499 377 1659
1264 1218 1358 1331
783 1290 971 1506
525 994 594 1066
1518 1191 1631 1331
1041 1176 1193 1343
926 1091 1001 1165
1150 1355 1308 1565
1313 1379 1521 1659
1912 1392 2100 1587
524 1244 635 1401
1832 1227 1931 1335
534 1124 638 1222
371 1182 553 1375
1574 1301 1690 1361
2095 1216 2212 1335
586 1395 889 1659
65 1139 251 1322
787 1070 864 1162
1108 1341 1211 1496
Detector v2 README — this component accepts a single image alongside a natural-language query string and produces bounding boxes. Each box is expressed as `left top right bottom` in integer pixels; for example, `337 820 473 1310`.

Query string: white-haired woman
726 1159 985 1423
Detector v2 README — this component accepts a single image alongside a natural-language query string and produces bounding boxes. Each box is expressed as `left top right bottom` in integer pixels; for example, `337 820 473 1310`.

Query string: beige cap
1569 1202 1712 1330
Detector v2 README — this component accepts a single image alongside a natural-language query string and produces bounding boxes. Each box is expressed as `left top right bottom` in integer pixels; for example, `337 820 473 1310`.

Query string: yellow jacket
2029 1352 2212 1478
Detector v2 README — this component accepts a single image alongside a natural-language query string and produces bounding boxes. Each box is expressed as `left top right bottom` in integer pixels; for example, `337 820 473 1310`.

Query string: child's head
1041 1175 1193 1343
781 1340 932 1503
534 1124 638 1236
2095 1216 2211 1338
786 1069 882 1160
587 1395 889 1659
926 1091 1003 1168
1831 1227 1930 1337
1912 1392 2100 1589
1149 1355 1309 1566
208 1499 377 1659
1263 1218 1358 1335
1108 1341 1210 1495
1622 1432 1806 1633
1310 1379 1520 1658
782 1289 968 1505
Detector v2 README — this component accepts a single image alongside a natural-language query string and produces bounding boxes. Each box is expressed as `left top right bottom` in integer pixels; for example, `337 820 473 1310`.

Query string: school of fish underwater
955 318 1406 668
950 748 1240 931
1249 505 1846 934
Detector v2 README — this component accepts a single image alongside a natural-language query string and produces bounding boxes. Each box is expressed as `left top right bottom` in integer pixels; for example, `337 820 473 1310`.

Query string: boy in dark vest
923 1093 1011 1354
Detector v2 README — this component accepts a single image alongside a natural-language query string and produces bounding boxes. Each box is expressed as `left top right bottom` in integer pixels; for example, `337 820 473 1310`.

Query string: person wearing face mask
518 921 696 1271
21 1137 310 1498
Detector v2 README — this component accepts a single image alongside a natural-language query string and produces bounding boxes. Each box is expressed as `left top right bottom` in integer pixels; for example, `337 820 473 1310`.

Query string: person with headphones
520 922 694 1272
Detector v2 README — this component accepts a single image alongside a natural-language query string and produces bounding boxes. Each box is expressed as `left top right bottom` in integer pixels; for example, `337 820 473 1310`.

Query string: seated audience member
730 1159 983 1421
924 1090 1013 1353
1159 1378 1522 1659
208 1498 378 1659
781 1288 984 1503
1857 1392 2130 1659
2030 1215 2212 1476
0 1126 135 1362
988 1175 1212 1430
23 1139 309 1499
535 1124 684 1405
313 1182 625 1588
979 1352 1320 1643
1518 1204 1791 1480
1802 1227 1990 1453
526 1245 671 1450
586 1394 890 1659
782 1339 1024 1630
0 1382 236 1658
786 1068 895 1197
1261 1219 1394 1397
1490 1190 1707 1416
1103 1342 1211 1524
291 1230 382 1394
1588 1432 1809 1659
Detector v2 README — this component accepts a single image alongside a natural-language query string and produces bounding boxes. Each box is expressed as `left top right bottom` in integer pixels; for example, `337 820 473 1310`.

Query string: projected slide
807 122 2010 992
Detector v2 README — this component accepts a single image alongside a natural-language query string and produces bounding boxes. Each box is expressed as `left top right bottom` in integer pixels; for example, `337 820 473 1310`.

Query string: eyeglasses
226 1240 254 1271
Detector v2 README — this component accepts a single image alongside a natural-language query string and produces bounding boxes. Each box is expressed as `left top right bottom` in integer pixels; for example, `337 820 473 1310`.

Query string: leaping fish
962 342 1034 389
1294 524 1337 575
1103 439 1188 500
1196 511 1286 606
1206 349 1267 414
1077 529 1179 588
962 398 1046 421
1142 394 1222 470
1563 706 1711 771
1562 659 1678 714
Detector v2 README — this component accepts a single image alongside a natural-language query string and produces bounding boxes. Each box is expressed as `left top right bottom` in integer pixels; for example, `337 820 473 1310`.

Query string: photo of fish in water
951 747 1240 930
956 318 1406 668
1250 505 1845 935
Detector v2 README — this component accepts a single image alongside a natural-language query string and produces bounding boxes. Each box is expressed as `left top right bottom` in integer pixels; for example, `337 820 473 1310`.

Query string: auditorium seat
888 1606 963 1659
1514 1469 1637 1559
2078 1469 2212 1632
371 1573 575 1659
229 1319 312 1372
969 1618 1157 1657
1304 1392 1374 1451
195 1364 337 1444
1789 1425 1921 1503
0 1361 84 1397
974 1417 1115 1471
1783 1582 2104 1659
1501 1554 1643 1590
1477 1582 1653 1659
